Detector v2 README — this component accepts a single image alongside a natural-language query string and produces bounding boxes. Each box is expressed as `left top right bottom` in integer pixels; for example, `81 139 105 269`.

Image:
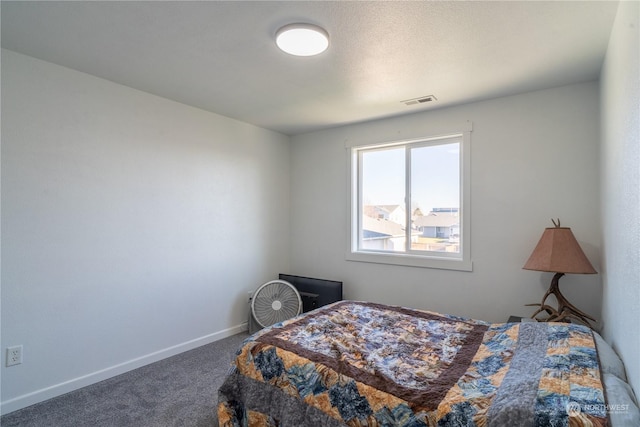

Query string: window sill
345 251 473 271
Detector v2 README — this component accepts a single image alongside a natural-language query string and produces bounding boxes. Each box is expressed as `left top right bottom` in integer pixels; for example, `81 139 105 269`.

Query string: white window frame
346 126 472 271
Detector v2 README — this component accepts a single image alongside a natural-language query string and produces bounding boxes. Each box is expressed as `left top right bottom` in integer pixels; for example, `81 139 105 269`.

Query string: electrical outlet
6 345 23 367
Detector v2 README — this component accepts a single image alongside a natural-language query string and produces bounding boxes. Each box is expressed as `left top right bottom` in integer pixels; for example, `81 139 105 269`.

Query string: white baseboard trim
1 322 248 416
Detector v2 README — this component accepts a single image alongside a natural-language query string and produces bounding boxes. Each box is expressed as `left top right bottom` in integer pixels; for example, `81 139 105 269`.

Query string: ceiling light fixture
276 23 329 57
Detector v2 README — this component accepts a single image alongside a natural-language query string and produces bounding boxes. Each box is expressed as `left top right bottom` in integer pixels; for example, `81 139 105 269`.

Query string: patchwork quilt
218 301 608 426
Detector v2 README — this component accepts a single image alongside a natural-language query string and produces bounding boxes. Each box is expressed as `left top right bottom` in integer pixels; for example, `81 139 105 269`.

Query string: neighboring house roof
363 204 404 218
378 205 404 214
414 213 459 228
362 215 405 238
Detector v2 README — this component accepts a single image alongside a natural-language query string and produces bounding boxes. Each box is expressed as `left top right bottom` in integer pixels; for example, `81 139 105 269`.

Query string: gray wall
290 81 602 324
600 0 640 398
1 49 291 412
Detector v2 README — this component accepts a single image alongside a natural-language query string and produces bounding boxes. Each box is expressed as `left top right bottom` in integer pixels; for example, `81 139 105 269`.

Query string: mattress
218 300 609 426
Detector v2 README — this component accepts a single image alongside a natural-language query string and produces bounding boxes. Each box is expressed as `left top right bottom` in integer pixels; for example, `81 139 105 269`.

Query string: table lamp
523 219 597 327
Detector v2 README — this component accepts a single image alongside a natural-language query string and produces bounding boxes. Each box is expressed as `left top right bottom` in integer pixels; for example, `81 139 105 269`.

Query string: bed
218 300 637 426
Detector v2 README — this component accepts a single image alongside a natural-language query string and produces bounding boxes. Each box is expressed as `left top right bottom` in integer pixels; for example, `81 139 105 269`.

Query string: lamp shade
523 227 597 274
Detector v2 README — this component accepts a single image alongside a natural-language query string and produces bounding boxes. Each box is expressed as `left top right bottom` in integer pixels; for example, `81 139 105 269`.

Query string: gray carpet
1 332 250 427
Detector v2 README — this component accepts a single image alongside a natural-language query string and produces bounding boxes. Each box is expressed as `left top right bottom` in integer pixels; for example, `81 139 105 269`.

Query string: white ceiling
1 1 619 135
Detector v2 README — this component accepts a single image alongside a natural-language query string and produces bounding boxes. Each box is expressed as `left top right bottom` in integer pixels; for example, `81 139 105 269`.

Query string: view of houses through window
362 205 460 253
358 138 461 255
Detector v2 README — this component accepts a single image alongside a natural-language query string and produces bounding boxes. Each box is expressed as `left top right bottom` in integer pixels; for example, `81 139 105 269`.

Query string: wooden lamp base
526 272 596 328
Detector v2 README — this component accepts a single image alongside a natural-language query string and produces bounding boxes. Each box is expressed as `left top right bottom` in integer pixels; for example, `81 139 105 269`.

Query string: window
348 129 471 271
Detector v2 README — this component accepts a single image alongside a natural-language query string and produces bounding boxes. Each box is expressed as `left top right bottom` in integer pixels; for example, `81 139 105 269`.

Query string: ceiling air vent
402 95 437 106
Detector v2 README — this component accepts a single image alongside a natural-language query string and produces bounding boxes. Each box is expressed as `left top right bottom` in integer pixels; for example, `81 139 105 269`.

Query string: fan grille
251 280 302 328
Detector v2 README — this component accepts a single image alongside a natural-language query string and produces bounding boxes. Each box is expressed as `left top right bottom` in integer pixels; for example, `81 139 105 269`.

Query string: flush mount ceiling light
275 23 329 56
